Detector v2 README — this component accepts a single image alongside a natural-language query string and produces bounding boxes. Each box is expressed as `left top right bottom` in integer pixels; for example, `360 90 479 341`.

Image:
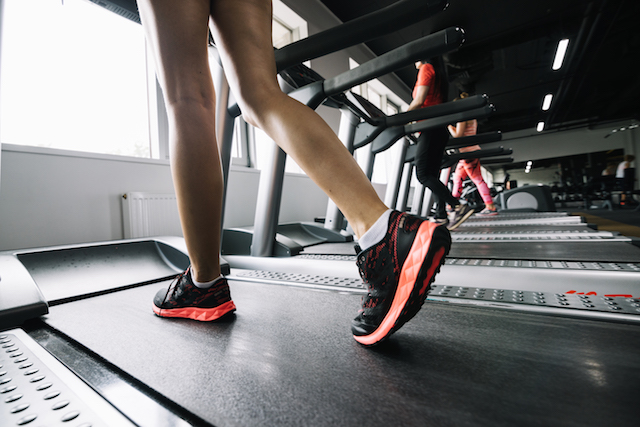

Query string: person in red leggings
410 60 475 229
447 93 497 216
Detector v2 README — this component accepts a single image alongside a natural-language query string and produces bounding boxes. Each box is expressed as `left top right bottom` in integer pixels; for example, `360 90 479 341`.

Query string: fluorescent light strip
537 122 545 132
552 39 569 70
542 94 553 111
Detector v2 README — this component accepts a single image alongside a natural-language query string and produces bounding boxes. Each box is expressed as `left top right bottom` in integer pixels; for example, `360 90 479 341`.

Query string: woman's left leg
464 159 495 208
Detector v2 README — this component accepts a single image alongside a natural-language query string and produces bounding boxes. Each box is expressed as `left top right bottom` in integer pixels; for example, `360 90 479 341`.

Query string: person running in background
447 92 497 216
616 154 636 206
409 60 474 230
138 0 451 347
602 162 617 176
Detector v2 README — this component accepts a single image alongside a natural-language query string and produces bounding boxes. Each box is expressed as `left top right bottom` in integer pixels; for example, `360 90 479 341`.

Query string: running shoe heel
352 212 451 346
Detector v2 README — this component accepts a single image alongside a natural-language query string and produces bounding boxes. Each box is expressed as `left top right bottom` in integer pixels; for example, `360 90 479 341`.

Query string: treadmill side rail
0 254 48 329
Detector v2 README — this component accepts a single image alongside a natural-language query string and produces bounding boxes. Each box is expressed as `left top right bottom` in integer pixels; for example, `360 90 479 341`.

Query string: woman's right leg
209 0 450 345
208 0 387 239
451 162 466 199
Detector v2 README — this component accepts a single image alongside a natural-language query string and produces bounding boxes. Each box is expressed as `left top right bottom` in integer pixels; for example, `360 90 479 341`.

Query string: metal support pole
0 0 4 189
384 137 409 208
411 181 426 216
324 108 359 232
396 162 414 212
251 142 286 257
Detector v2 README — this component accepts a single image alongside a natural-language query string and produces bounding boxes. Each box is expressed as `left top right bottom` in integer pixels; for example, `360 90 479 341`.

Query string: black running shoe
352 211 451 346
447 204 475 230
153 268 236 321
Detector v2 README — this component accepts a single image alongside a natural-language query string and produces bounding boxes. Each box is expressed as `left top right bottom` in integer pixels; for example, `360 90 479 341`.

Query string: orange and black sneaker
352 211 451 346
152 268 236 321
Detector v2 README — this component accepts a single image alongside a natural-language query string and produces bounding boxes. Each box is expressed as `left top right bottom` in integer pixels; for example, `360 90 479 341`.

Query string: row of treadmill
2 1 639 426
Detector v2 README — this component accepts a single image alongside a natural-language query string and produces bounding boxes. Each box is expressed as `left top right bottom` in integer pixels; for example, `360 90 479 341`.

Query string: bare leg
141 0 449 342
209 0 388 239
138 0 387 281
137 0 222 282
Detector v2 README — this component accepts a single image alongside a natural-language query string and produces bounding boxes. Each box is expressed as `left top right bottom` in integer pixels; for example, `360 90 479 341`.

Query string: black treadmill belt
449 241 640 262
450 224 595 233
42 280 640 426
300 241 640 263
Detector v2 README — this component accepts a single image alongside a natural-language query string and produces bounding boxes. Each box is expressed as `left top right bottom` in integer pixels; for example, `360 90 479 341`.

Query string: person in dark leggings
408 59 474 230
138 0 451 347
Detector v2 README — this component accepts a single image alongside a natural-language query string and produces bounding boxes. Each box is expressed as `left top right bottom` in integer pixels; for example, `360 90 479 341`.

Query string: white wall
0 0 393 252
484 124 640 184
0 145 330 251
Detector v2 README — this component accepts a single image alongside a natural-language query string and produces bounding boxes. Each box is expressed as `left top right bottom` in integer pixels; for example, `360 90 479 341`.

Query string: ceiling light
542 94 553 111
552 39 569 70
537 122 545 132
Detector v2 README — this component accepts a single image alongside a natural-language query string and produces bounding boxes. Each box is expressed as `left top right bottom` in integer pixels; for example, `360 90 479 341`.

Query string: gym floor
566 206 640 238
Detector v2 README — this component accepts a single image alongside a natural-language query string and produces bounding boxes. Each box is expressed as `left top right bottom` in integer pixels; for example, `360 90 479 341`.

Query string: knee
166 94 216 117
234 84 284 130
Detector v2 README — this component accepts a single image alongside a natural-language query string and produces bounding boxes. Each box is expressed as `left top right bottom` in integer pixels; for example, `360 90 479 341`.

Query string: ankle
190 266 221 284
357 209 393 250
352 206 390 239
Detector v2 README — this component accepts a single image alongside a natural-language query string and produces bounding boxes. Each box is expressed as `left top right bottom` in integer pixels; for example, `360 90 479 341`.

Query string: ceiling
319 0 640 134
95 0 639 136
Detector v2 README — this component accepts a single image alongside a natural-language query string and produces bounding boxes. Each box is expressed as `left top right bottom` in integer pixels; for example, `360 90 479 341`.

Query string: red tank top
412 63 441 108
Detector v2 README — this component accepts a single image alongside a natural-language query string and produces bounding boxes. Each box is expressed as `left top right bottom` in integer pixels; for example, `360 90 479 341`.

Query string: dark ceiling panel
320 0 640 134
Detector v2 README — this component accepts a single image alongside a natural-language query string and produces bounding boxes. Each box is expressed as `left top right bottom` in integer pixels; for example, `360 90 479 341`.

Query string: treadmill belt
41 280 640 426
448 241 640 262
300 240 640 263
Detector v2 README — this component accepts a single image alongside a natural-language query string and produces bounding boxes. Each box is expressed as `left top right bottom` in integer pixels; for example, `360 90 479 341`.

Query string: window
348 58 408 184
0 0 151 158
251 0 309 174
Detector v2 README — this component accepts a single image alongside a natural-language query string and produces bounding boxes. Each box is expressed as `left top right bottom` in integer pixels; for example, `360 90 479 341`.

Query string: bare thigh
137 0 214 107
209 0 287 125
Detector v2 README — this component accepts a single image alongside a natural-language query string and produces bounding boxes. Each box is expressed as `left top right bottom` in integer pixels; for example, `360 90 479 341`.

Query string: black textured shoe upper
353 211 423 335
153 269 233 310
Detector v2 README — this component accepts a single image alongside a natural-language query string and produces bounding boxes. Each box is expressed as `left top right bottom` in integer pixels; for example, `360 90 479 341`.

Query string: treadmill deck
40 279 640 427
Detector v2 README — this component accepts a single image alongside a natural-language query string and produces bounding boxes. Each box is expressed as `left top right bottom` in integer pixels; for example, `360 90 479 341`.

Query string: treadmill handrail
274 0 449 72
481 156 514 165
323 27 465 104
367 105 495 154
386 94 488 127
451 147 513 161
351 94 490 148
446 131 502 148
288 27 465 111
404 104 495 135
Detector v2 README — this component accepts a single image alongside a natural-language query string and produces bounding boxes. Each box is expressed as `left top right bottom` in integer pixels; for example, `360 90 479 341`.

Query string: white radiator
122 192 182 239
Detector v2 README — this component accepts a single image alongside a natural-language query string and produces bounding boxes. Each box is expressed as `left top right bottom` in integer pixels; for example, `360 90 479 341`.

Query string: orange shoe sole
153 300 236 321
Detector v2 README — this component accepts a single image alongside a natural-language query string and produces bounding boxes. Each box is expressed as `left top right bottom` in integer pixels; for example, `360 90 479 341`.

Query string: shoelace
163 269 190 304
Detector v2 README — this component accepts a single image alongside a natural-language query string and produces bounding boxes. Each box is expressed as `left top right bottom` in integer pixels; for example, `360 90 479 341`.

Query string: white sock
357 209 393 251
190 270 223 289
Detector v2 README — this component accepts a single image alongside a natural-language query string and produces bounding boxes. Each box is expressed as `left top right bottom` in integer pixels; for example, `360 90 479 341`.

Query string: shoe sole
153 300 236 321
447 208 475 230
353 222 450 346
